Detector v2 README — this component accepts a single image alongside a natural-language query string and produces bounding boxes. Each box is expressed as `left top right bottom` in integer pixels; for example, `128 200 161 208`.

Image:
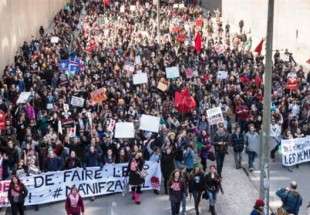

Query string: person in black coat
128 151 145 204
85 145 102 167
189 166 205 215
160 147 175 194
231 126 244 169
205 165 224 215
8 175 28 215
45 151 63 172
213 126 229 177
0 152 10 180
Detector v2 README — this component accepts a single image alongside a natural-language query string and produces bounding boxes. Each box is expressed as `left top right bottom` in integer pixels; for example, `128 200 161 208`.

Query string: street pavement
248 156 310 215
6 151 258 215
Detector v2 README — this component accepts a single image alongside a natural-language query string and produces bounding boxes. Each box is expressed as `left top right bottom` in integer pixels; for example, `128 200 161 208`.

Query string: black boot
208 205 211 212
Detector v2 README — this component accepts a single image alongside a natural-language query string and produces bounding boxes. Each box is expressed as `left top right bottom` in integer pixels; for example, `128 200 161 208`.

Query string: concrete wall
202 0 310 67
0 0 68 72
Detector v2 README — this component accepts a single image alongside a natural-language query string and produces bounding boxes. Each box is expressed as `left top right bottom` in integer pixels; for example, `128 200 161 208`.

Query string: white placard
206 107 224 125
16 92 31 104
114 122 135 138
0 161 161 207
50 36 59 44
120 5 125 13
166 66 180 79
130 5 136 11
139 114 160 133
135 55 142 65
281 136 310 166
70 96 85 107
217 71 228 80
133 73 148 85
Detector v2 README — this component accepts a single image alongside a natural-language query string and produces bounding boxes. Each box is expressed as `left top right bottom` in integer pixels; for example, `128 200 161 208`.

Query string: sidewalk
246 158 310 215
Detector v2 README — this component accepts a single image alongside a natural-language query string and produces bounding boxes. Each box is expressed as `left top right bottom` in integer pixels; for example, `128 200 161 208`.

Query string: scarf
69 194 79 208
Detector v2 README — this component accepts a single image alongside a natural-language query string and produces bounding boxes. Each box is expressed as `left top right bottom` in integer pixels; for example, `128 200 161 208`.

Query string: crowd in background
0 0 309 214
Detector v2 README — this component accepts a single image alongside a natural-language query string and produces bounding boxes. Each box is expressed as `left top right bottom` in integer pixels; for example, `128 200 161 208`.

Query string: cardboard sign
139 114 160 133
166 66 180 79
133 73 148 85
90 88 107 105
50 36 60 44
206 107 225 125
16 92 32 104
114 122 135 138
157 78 169 91
217 71 228 80
71 96 85 107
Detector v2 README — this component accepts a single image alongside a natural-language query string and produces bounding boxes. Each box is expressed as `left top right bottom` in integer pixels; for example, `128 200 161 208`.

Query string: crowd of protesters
0 0 309 214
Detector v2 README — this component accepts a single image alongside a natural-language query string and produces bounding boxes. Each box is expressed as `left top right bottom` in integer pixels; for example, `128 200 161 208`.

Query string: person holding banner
65 186 85 215
128 151 145 205
8 174 28 215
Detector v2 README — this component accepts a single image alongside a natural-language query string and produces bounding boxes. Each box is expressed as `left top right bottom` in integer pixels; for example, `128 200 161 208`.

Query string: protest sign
50 36 60 44
16 92 32 104
70 96 85 107
90 88 107 105
281 136 310 166
114 122 135 138
157 78 169 91
0 161 161 207
217 71 228 80
135 55 142 65
166 66 180 79
130 5 136 11
206 107 224 125
124 63 135 74
120 5 125 13
107 119 116 132
139 114 160 133
133 73 148 85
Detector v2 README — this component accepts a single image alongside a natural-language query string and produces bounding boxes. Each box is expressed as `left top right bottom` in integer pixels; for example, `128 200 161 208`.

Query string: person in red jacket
65 186 84 215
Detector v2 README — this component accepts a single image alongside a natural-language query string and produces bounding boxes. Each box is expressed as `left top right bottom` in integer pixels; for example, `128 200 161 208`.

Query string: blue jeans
207 191 217 206
248 151 256 169
181 193 187 215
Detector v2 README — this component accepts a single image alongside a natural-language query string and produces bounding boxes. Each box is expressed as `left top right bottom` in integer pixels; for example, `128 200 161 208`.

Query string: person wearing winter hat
250 199 264 215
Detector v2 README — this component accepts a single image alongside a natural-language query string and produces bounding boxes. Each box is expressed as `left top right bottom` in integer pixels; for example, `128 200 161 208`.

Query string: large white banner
0 161 161 207
281 136 310 166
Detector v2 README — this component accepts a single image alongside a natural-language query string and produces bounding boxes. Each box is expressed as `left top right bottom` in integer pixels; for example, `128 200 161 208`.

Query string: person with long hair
8 174 28 215
65 186 84 215
168 169 186 215
189 166 205 215
127 151 145 204
205 165 224 215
